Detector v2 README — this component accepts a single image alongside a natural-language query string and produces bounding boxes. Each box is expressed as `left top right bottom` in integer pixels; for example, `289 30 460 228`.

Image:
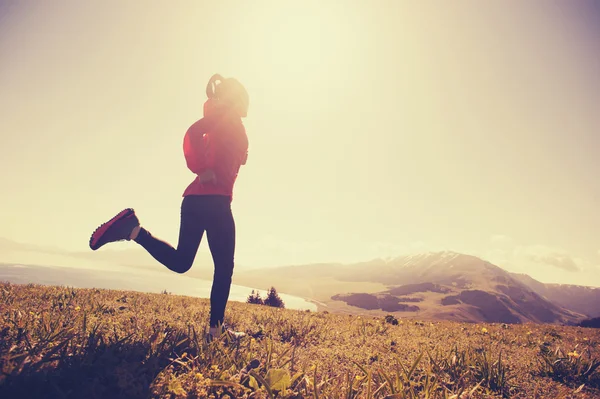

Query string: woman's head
205 74 249 118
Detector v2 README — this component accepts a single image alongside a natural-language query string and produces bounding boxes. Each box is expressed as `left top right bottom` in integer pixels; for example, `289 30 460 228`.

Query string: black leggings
134 195 235 328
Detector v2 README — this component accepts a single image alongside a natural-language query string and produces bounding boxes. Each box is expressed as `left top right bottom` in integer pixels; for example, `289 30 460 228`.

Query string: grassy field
1 282 599 398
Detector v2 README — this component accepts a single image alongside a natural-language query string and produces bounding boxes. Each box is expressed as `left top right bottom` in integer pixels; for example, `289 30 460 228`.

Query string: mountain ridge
234 251 592 325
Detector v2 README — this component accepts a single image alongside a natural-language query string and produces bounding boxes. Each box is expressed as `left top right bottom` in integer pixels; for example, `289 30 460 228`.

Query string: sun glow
224 2 367 111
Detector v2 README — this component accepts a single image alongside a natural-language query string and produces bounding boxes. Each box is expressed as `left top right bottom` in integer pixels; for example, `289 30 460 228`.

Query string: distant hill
0 236 215 281
510 273 600 318
235 252 589 325
579 317 600 329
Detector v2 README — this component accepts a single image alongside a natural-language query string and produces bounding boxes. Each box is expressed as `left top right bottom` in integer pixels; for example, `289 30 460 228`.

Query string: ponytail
206 74 224 99
204 73 249 118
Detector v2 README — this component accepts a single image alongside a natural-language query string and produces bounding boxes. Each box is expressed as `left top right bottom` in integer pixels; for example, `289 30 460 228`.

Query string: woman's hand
198 169 217 184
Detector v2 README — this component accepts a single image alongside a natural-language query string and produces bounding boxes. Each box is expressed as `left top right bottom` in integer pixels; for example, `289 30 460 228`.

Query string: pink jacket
182 100 248 200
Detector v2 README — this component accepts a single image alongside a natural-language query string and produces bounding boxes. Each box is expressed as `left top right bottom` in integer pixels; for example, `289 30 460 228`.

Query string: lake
0 263 317 312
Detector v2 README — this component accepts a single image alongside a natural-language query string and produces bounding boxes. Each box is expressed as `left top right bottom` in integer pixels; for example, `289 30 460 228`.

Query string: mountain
0 237 64 253
510 273 600 318
234 251 587 325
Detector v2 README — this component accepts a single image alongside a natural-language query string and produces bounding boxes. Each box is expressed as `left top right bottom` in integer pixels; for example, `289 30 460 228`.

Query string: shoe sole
89 208 134 251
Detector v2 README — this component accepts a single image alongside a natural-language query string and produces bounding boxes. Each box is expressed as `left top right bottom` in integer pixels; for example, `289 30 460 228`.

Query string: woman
89 74 249 340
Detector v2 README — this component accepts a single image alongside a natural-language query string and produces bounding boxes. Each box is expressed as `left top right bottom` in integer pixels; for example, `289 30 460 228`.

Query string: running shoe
206 324 246 343
89 208 139 251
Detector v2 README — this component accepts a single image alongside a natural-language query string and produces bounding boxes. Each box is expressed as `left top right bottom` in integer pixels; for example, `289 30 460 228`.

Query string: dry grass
1 282 599 398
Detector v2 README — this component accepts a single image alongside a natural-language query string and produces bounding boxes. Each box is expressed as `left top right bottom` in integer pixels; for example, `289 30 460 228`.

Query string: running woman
89 74 249 340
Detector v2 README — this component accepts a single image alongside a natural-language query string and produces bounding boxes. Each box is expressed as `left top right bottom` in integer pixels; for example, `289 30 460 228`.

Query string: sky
1 1 599 286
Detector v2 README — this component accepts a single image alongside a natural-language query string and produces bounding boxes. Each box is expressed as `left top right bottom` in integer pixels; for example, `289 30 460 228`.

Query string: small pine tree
263 286 285 308
246 290 264 305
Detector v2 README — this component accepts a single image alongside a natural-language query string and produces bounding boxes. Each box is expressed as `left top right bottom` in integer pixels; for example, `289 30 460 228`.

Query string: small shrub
246 290 264 305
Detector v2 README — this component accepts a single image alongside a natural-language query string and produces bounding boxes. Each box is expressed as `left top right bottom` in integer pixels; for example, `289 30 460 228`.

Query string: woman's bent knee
172 259 193 274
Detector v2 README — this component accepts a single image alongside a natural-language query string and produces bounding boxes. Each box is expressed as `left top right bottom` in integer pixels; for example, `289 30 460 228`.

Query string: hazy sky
1 1 599 286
